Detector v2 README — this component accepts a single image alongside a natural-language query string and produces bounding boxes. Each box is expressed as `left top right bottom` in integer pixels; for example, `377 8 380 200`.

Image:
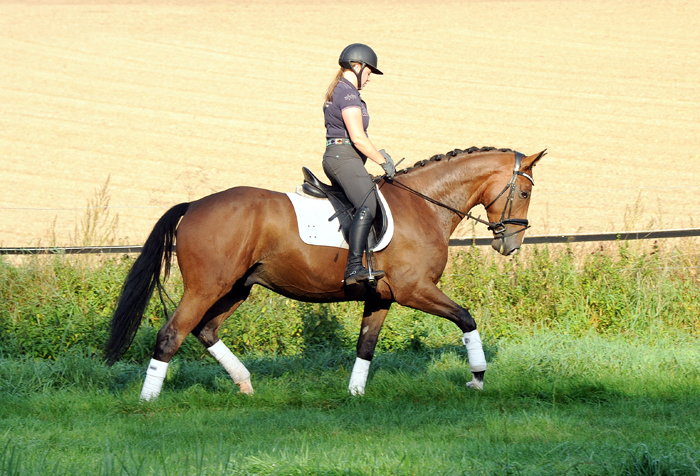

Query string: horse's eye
519 191 530 200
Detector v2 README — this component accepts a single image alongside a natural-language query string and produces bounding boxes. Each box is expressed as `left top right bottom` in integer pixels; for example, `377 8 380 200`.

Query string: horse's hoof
349 385 365 396
237 378 255 395
466 372 484 391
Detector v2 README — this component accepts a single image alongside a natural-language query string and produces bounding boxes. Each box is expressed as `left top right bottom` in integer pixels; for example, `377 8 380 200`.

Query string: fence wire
2 229 699 255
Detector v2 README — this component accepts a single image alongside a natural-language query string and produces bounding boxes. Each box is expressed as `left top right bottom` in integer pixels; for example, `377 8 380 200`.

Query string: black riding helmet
338 43 383 90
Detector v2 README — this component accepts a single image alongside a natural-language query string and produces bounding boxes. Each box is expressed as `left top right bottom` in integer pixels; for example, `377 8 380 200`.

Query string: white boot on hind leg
140 358 169 401
207 340 254 395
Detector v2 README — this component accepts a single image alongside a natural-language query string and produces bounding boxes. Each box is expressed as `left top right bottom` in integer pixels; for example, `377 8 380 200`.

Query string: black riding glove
379 149 396 180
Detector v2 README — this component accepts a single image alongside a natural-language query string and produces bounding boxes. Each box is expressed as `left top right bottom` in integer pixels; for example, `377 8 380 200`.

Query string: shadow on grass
3 333 699 412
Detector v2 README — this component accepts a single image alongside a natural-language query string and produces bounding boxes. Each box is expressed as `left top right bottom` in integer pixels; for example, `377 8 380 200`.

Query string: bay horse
105 146 545 400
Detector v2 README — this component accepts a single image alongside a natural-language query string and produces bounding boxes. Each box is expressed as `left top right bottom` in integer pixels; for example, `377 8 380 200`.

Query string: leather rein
387 152 535 240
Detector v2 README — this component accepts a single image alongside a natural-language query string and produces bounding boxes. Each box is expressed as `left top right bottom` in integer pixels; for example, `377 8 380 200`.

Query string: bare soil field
1 0 699 247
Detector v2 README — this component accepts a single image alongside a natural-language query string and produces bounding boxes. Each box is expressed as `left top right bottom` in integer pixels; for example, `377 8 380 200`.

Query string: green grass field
1 239 699 475
1 335 699 475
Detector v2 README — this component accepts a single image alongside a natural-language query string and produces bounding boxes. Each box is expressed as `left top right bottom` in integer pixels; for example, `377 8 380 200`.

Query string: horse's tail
104 202 190 365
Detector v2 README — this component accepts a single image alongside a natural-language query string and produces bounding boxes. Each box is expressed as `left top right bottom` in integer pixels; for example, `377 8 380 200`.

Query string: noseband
390 152 534 239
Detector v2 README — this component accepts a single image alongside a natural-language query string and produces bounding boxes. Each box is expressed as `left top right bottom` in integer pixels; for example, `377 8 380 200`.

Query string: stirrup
365 249 384 287
345 267 385 287
366 269 385 288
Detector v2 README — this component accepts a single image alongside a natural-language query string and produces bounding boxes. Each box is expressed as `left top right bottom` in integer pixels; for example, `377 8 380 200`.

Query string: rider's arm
342 107 387 166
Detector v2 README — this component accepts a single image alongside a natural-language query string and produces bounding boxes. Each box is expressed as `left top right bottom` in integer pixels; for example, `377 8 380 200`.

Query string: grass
1 196 699 474
1 334 699 475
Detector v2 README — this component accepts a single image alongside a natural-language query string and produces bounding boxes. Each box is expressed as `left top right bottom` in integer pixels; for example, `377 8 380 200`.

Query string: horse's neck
399 154 501 232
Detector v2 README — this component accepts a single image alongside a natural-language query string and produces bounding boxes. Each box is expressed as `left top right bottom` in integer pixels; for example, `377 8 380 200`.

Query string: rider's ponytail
324 68 345 103
325 63 362 103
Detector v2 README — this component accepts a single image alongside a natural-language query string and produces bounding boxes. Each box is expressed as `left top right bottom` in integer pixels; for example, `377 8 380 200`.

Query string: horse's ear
523 149 546 170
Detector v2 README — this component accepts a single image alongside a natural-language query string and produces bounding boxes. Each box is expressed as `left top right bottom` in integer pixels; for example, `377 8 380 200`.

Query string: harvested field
1 0 698 246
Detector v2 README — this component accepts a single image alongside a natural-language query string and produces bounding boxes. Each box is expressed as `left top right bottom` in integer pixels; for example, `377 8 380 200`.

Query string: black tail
104 202 190 365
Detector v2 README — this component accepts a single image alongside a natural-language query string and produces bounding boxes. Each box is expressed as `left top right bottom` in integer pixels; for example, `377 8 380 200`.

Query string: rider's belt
326 138 352 147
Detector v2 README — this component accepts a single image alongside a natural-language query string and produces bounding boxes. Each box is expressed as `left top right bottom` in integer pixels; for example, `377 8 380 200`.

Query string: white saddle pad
285 187 394 251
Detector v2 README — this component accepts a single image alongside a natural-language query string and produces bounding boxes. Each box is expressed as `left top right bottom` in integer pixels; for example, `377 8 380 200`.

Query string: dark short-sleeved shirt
324 78 369 139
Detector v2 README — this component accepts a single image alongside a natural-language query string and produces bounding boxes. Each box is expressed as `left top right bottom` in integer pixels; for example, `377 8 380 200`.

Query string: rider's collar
339 77 360 93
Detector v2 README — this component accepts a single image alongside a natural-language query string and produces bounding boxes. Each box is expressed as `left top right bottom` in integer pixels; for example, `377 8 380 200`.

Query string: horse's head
482 150 546 256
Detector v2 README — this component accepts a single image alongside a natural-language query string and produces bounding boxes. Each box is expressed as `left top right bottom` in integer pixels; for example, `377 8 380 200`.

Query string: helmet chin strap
353 64 366 90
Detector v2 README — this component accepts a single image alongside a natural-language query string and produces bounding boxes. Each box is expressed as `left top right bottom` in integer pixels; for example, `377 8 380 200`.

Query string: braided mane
396 146 516 176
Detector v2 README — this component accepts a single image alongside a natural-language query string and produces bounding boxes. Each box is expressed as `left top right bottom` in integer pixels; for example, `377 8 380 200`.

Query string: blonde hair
324 63 359 103
324 68 345 103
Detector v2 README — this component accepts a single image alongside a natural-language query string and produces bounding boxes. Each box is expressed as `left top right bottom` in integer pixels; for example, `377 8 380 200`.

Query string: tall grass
3 180 696 360
1 237 699 361
446 239 700 341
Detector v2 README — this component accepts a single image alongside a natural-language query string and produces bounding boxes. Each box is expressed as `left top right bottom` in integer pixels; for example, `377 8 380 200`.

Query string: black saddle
300 167 388 249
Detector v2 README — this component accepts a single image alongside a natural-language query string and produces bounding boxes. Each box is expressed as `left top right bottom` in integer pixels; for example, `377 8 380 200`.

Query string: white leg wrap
348 357 371 396
140 358 169 401
463 330 487 372
207 340 250 384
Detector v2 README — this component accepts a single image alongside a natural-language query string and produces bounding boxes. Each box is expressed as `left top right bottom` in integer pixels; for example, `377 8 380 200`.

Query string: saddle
300 167 388 249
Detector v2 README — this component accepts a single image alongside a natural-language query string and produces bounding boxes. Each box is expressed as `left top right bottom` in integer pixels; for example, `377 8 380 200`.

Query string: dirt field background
1 0 699 247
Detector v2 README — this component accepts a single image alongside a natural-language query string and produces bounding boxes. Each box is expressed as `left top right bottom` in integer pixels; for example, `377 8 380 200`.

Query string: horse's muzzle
489 220 529 256
491 236 521 256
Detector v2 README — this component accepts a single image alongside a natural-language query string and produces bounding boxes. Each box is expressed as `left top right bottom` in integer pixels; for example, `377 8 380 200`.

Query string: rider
323 43 396 286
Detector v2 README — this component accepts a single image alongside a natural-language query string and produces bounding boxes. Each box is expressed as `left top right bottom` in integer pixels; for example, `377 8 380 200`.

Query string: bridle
482 152 535 237
388 152 535 240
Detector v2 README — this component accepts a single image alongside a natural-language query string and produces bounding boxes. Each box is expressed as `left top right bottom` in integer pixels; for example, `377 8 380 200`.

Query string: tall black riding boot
344 206 385 286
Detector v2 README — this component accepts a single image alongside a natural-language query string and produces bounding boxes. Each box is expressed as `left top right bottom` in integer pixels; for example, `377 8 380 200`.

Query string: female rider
323 43 396 286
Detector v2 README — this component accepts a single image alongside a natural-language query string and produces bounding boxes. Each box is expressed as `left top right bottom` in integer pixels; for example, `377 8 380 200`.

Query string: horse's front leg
396 281 487 390
349 299 392 396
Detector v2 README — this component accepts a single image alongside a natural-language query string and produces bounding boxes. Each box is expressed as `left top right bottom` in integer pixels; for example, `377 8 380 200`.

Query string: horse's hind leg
140 291 221 401
191 284 255 395
349 299 392 396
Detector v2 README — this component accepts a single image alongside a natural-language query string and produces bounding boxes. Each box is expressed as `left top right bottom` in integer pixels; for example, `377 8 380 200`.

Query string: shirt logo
344 93 358 101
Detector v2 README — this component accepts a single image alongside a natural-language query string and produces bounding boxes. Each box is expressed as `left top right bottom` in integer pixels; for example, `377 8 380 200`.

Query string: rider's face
361 68 372 88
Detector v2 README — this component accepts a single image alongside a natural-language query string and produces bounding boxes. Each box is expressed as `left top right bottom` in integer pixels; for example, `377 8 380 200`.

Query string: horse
105 146 545 400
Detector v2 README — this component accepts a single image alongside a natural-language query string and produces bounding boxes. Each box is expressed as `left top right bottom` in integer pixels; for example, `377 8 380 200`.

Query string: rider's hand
379 149 396 180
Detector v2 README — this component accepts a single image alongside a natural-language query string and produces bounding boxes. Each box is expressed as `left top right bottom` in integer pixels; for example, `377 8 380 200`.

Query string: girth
300 167 388 249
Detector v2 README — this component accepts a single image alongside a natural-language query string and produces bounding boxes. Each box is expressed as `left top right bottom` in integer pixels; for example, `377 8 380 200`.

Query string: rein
388 152 534 239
